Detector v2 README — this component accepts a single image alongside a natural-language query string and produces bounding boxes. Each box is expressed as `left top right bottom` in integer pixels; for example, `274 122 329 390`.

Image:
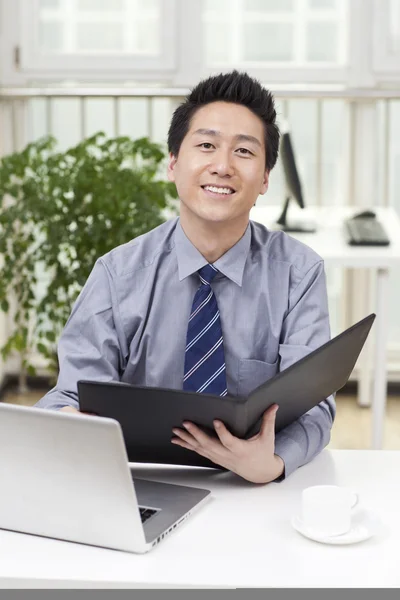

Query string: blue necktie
183 264 227 396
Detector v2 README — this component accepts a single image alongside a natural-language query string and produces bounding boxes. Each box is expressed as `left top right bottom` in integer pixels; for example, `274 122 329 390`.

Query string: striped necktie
183 264 227 396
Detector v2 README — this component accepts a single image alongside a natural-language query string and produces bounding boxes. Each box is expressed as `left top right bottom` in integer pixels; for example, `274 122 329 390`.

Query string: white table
0 450 399 589
250 205 400 450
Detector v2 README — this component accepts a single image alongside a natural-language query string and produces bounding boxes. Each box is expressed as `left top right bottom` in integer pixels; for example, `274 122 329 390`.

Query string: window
373 0 400 73
203 0 348 70
37 0 161 56
17 0 176 77
3 0 400 86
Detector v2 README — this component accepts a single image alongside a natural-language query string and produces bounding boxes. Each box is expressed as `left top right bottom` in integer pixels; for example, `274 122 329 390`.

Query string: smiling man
35 71 335 483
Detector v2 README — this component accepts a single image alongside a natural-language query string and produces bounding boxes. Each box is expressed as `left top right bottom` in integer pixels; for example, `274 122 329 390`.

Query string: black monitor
276 131 316 233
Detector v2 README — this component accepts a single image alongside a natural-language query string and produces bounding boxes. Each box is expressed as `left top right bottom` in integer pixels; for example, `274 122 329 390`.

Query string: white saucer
291 507 381 545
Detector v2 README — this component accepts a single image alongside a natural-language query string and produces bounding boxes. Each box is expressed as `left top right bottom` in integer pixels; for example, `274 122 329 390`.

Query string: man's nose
209 149 234 177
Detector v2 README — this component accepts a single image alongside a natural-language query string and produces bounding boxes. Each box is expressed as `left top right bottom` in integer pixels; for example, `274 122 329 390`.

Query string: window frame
0 0 399 87
11 0 178 80
203 0 349 73
373 0 400 77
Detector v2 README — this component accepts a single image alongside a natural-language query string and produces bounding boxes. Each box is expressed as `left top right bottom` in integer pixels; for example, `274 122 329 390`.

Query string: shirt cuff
274 433 303 481
34 401 71 411
34 392 79 411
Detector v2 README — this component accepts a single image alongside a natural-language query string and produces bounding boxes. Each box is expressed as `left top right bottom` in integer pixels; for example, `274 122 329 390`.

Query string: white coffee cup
301 485 359 537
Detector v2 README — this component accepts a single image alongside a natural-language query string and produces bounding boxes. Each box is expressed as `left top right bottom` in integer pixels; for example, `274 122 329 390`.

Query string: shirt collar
174 218 251 287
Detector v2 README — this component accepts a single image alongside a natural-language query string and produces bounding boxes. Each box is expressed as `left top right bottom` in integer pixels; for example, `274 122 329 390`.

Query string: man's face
167 101 269 225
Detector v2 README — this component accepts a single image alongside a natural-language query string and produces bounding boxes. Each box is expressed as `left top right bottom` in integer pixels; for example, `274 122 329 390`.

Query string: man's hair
168 70 280 172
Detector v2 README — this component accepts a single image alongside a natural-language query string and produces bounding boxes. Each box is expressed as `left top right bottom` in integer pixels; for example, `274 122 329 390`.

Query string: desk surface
250 205 400 268
1 450 399 589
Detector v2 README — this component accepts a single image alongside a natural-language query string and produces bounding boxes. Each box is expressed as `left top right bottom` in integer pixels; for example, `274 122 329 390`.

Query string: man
35 70 335 484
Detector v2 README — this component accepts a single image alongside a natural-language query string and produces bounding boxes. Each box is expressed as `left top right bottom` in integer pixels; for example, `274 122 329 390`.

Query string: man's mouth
201 185 236 196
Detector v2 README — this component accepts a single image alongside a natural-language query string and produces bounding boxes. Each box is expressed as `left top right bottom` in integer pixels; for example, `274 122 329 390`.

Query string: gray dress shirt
35 217 336 478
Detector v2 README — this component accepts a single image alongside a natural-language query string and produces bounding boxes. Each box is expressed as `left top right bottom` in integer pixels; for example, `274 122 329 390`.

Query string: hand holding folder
78 314 375 468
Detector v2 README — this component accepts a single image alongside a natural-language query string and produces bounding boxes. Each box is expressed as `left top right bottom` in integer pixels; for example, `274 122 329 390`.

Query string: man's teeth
203 186 234 195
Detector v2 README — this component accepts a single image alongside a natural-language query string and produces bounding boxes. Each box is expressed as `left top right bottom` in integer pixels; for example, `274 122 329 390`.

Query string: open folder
78 313 375 468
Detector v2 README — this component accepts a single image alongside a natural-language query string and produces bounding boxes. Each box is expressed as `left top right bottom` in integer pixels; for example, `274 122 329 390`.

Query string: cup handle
351 492 359 508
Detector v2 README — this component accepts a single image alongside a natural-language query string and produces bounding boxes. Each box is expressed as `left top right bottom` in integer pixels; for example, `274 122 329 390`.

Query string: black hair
167 70 280 172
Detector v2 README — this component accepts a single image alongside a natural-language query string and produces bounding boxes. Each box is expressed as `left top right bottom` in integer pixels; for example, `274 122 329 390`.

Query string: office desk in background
250 205 400 450
0 451 399 589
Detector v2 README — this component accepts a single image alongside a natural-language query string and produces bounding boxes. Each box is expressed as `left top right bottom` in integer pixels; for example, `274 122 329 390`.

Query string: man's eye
237 148 252 155
199 143 214 149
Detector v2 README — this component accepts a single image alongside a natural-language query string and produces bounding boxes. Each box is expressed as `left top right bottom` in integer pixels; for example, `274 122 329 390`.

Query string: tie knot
198 264 218 286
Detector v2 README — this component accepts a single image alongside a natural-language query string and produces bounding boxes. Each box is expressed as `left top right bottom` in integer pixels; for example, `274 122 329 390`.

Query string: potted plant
0 132 178 390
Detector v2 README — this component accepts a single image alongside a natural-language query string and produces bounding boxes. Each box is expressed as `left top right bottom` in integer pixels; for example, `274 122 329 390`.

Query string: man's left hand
171 404 285 484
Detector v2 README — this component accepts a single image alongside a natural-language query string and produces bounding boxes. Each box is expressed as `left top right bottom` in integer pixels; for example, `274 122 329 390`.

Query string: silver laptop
0 403 210 554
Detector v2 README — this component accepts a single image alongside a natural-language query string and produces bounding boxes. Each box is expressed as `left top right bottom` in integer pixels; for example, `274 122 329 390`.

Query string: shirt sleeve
273 259 336 479
34 259 124 411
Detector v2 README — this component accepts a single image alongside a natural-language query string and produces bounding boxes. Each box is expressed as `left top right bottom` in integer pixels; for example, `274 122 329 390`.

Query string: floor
2 388 400 450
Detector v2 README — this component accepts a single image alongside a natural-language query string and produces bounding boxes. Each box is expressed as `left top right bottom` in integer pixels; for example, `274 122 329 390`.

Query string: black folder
78 313 375 468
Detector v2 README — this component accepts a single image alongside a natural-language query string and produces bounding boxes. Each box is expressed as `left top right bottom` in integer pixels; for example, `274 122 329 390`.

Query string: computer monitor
275 131 316 233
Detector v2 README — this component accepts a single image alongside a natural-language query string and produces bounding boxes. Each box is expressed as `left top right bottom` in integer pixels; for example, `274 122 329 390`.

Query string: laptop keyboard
139 507 158 523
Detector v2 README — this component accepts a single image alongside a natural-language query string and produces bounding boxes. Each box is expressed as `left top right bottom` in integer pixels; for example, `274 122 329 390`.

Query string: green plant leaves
0 132 178 376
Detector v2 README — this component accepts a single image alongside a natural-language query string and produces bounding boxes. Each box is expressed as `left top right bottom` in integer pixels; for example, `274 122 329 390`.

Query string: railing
1 86 399 209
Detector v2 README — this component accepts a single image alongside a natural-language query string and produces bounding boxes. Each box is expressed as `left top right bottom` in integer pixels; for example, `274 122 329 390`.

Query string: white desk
250 205 400 450
0 451 399 589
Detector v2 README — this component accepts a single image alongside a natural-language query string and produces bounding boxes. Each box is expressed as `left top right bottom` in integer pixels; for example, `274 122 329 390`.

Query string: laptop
0 403 210 554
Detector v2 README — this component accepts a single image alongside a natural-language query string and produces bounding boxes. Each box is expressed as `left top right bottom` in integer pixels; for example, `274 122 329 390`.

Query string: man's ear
260 169 269 195
167 152 178 182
